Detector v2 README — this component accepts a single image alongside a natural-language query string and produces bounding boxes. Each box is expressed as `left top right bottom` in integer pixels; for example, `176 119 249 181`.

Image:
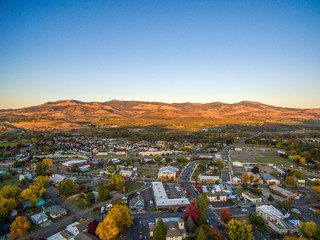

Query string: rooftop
152 182 189 207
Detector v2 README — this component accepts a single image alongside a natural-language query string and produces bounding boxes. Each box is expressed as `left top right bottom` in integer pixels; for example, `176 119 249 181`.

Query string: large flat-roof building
152 182 189 209
198 175 220 183
270 185 297 199
62 160 87 167
262 174 280 185
242 191 262 203
158 166 179 179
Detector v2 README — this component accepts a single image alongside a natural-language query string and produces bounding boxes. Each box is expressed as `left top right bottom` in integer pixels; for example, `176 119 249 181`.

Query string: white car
101 206 105 213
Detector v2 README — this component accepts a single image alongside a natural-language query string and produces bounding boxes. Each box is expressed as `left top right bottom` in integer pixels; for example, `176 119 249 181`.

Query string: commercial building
232 161 244 167
262 174 280 185
158 166 179 179
257 205 300 235
62 160 88 167
198 175 220 183
120 170 133 178
242 191 262 203
151 182 189 209
270 185 297 199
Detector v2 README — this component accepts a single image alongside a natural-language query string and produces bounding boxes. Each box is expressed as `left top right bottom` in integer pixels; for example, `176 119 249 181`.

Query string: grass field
138 167 158 177
0 142 30 147
67 198 85 209
231 151 297 167
0 176 20 190
124 181 145 193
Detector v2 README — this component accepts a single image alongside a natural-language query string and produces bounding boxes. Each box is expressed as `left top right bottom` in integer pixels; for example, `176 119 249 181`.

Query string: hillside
0 100 319 131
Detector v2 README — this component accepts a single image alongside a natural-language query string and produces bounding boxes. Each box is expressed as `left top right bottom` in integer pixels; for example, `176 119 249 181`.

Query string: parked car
100 206 105 214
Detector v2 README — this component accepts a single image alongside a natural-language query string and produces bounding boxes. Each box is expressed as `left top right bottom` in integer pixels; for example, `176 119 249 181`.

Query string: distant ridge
0 100 319 130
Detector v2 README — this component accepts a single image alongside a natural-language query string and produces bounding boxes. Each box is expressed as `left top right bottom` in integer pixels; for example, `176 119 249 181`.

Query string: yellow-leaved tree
43 158 53 167
96 204 132 240
242 173 250 183
35 175 50 188
10 216 30 238
0 195 16 221
21 185 46 206
96 216 119 240
228 219 254 240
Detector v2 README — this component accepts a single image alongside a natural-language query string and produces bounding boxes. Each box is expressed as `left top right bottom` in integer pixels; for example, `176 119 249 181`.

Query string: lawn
0 176 20 190
0 142 30 147
231 151 297 167
138 167 158 178
67 198 85 210
124 181 145 193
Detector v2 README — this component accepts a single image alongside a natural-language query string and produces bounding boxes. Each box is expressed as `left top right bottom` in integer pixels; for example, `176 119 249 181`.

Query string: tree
271 170 278 177
34 175 50 187
186 188 191 197
251 167 259 174
242 173 250 183
1 185 22 199
56 179 76 195
249 213 264 226
96 215 119 240
35 161 49 176
228 219 254 240
299 222 320 240
71 163 80 173
10 216 30 238
154 155 162 161
153 217 166 240
184 201 199 223
0 196 16 223
236 187 242 195
197 193 208 226
312 186 320 193
88 220 99 236
284 235 307 240
108 174 125 191
107 204 132 231
299 158 306 165
185 216 195 233
43 159 53 167
161 176 168 182
106 166 115 174
278 200 291 211
286 176 297 186
199 185 203 193
21 185 46 206
220 207 231 223
78 185 86 191
97 180 110 202
126 158 133 166
86 192 95 203
196 227 206 240
268 194 274 201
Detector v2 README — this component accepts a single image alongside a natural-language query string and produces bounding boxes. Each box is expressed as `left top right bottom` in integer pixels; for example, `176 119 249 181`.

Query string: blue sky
1 0 319 109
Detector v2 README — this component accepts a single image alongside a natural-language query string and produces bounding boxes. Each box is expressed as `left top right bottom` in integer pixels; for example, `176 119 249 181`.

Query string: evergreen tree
198 193 208 226
196 227 206 240
97 180 110 202
153 217 166 240
186 216 195 233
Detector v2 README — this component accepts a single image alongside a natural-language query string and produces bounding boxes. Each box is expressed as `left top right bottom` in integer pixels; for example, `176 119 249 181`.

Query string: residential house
73 218 94 233
150 217 187 240
60 230 74 240
19 173 33 181
158 166 179 180
23 198 45 208
30 212 49 225
257 205 299 235
129 194 145 211
74 232 98 240
44 205 67 218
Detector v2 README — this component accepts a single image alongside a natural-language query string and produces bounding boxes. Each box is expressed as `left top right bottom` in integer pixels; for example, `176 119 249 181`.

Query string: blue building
129 195 145 211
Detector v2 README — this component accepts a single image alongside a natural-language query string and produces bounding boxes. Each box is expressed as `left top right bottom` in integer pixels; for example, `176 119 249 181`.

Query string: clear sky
1 0 319 109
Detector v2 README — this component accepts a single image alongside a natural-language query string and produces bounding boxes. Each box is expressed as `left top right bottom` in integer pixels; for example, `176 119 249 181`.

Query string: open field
124 181 145 193
138 167 158 178
0 175 20 190
231 151 297 167
237 143 278 149
0 142 30 147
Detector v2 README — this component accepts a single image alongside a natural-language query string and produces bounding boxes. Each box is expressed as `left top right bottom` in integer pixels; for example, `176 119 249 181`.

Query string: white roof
158 166 179 175
152 182 189 207
257 205 283 219
50 174 67 183
198 175 220 180
47 222 79 240
214 185 221 192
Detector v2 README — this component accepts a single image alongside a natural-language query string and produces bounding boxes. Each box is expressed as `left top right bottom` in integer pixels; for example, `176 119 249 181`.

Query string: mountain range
1 100 319 130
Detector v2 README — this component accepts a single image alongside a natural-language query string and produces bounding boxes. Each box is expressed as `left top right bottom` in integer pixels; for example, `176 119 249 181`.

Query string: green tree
185 216 195 233
56 179 76 195
126 158 133 166
35 161 49 176
196 227 206 240
1 185 22 199
97 180 110 202
228 219 254 240
236 187 242 195
197 193 208 225
268 194 274 201
153 217 166 240
106 166 115 174
299 222 320 240
71 163 80 173
86 192 95 203
154 155 162 161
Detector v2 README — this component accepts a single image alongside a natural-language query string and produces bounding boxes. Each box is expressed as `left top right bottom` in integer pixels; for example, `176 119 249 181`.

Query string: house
262 174 280 185
129 194 145 211
111 158 121 164
30 212 49 225
150 217 187 240
158 166 179 179
50 174 68 185
297 179 305 186
23 198 45 208
42 200 56 211
232 177 241 184
242 192 262 203
73 218 94 233
207 191 227 202
60 230 74 240
74 232 98 240
120 170 132 178
257 205 299 235
79 165 90 172
198 175 220 183
44 205 67 218
270 185 297 199
47 222 79 240
19 173 33 181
